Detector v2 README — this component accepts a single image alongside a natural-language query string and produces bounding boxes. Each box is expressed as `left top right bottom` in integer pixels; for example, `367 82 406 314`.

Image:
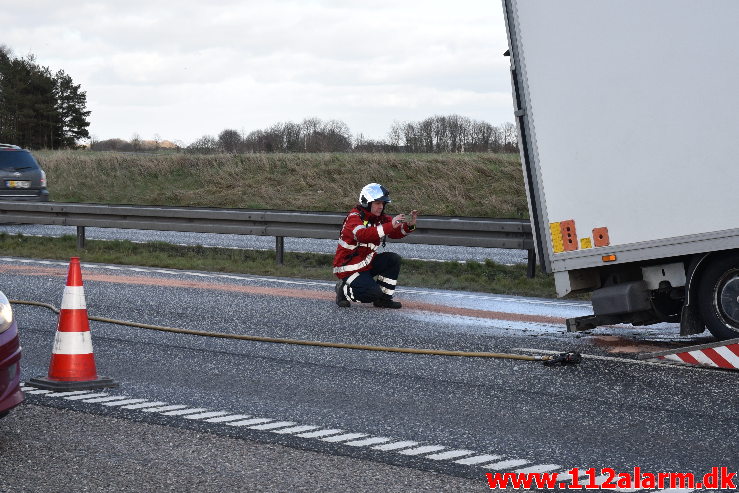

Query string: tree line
180 115 518 154
0 46 91 149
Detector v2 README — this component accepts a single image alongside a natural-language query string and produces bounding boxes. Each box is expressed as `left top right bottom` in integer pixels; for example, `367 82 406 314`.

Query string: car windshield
0 151 39 170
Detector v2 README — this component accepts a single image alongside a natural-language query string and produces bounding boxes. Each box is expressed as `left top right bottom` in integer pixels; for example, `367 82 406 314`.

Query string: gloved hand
408 210 418 227
392 214 406 228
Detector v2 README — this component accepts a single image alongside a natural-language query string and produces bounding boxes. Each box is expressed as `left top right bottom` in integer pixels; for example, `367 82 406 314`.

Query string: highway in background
0 224 529 265
0 257 736 491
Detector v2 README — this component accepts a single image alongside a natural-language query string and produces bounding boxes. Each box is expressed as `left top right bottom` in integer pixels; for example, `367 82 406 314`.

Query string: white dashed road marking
455 454 503 465
344 437 393 447
272 425 320 434
121 401 168 410
102 398 149 407
398 445 446 456
43 391 91 398
514 464 561 474
80 396 132 404
204 414 252 423
295 429 344 439
142 404 189 413
65 392 110 400
483 458 530 470
372 440 419 451
183 411 231 420
249 421 297 431
321 432 368 443
227 418 273 427
21 382 583 478
425 449 475 460
159 407 209 416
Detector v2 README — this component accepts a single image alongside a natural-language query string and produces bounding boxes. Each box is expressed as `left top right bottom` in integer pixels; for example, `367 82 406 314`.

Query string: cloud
3 0 514 142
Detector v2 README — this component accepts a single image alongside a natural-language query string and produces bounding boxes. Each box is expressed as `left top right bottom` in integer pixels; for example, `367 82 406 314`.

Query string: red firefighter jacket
333 206 415 279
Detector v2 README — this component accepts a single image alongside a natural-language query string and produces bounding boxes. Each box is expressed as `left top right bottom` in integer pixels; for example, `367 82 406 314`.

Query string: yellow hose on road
10 299 580 364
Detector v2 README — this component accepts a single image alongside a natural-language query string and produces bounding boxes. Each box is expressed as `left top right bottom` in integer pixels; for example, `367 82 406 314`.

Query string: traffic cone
30 257 117 390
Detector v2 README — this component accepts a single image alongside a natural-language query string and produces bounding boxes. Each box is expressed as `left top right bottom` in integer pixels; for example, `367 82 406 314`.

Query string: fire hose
10 300 582 366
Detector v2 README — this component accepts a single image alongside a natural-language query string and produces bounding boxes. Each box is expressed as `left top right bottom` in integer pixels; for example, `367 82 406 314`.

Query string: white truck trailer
502 0 739 340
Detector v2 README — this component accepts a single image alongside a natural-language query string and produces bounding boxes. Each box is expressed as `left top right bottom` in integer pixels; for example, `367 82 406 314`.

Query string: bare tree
218 129 241 153
130 133 142 152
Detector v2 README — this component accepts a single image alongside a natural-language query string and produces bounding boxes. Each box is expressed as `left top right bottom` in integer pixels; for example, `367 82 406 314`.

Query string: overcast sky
4 1 513 145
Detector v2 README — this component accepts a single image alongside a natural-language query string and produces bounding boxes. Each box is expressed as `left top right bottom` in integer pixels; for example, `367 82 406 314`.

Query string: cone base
28 376 118 392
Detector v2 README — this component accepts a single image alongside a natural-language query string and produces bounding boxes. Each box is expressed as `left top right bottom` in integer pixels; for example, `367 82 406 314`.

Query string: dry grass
35 150 529 218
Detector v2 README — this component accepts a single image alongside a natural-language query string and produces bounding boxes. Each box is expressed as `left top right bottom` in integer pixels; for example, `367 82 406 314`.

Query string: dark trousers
343 252 401 303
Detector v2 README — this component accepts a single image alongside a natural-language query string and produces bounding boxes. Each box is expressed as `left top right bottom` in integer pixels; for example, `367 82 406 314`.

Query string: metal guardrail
0 201 537 276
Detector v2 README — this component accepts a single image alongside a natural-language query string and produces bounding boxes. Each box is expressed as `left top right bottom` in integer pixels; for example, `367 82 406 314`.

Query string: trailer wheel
697 254 739 340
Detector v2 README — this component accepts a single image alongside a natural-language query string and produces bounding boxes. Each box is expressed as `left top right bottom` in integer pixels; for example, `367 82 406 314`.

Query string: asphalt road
0 224 529 264
0 257 736 492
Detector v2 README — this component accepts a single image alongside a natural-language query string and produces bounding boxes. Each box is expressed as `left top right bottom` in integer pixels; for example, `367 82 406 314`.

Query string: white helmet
358 183 391 208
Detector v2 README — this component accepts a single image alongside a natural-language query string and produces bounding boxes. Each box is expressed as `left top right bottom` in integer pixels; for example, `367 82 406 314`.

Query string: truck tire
697 254 739 340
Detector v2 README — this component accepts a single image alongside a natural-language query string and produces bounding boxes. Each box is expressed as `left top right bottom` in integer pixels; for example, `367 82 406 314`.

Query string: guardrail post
275 236 284 265
76 226 86 250
526 248 536 278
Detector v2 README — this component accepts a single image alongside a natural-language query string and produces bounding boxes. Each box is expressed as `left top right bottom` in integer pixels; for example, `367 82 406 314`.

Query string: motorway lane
1 405 483 492
0 224 529 264
1 257 737 490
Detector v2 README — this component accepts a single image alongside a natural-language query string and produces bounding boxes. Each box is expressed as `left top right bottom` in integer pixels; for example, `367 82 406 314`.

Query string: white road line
80 396 132 404
24 389 53 395
295 429 345 439
321 433 368 443
120 401 168 410
142 404 189 413
372 441 419 451
204 414 252 423
425 449 475 460
272 425 321 435
227 418 273 427
182 411 231 420
483 458 530 470
159 407 209 416
248 421 297 431
344 437 393 447
65 392 110 400
455 454 503 465
102 398 149 407
43 391 92 398
514 464 561 474
398 445 446 456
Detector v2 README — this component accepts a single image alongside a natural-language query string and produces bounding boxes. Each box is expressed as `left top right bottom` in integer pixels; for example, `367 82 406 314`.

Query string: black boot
373 296 402 309
335 280 350 308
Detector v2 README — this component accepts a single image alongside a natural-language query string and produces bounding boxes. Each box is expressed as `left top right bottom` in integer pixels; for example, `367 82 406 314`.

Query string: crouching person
333 183 418 308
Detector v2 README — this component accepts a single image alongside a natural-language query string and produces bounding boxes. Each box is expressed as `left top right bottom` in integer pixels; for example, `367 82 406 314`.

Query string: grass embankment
34 151 529 218
10 151 555 298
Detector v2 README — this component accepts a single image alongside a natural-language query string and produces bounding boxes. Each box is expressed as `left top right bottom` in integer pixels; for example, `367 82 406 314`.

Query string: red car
0 291 22 418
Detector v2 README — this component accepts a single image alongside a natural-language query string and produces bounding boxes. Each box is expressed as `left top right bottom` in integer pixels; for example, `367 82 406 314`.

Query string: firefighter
333 183 418 308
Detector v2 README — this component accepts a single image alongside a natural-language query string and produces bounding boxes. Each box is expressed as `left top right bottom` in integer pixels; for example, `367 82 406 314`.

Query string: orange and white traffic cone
30 257 117 391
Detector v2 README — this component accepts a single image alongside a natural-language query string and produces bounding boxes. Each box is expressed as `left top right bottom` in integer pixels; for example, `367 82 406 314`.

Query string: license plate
5 180 30 189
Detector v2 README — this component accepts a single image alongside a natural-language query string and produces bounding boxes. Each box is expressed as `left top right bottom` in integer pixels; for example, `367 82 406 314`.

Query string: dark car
0 144 49 201
0 291 22 418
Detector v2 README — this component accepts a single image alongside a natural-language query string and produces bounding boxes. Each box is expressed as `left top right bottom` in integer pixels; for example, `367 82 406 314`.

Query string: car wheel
697 253 739 340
